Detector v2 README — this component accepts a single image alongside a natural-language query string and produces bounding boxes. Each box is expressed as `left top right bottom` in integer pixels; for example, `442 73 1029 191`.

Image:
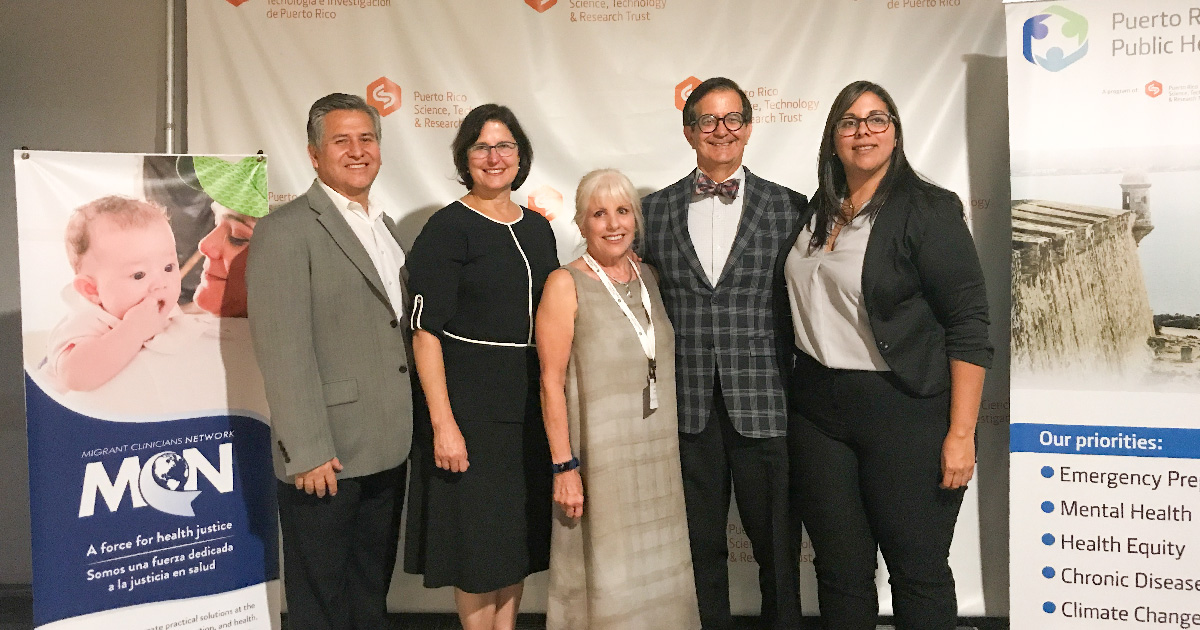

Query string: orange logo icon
367 77 403 117
1145 80 1162 98
675 77 702 111
525 0 558 12
527 185 562 221
225 0 250 6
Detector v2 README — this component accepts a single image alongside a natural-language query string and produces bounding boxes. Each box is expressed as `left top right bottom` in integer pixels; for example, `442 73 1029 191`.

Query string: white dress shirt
784 210 890 371
687 166 745 287
318 180 406 317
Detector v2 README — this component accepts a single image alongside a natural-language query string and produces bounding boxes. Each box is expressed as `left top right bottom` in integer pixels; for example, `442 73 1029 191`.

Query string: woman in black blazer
780 81 992 630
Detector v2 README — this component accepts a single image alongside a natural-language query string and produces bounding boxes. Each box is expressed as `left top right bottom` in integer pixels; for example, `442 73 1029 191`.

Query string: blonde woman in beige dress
537 169 700 630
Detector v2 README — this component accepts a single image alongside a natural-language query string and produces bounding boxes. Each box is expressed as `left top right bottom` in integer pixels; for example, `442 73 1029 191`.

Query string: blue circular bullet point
1043 566 1055 579
1041 466 1054 478
1042 501 1054 513
1044 601 1056 613
1042 533 1055 545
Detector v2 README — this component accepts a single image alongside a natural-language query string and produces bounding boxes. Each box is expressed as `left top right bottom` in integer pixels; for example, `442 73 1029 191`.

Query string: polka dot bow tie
694 172 740 200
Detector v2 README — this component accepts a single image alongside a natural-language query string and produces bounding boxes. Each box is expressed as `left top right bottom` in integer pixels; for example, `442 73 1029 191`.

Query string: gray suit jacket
247 180 414 482
641 168 805 438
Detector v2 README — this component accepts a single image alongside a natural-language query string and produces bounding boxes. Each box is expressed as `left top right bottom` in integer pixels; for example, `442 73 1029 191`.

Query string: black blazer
777 174 992 397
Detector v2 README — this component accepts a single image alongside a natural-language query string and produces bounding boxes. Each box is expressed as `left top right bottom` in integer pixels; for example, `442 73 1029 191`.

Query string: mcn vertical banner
1006 0 1200 627
15 151 280 630
188 0 1012 616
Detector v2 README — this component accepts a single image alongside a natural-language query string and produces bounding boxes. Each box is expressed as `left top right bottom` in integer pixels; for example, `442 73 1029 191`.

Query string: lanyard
582 253 659 409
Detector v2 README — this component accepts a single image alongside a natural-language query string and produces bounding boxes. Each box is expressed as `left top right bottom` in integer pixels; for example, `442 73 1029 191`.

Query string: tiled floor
0 587 1007 629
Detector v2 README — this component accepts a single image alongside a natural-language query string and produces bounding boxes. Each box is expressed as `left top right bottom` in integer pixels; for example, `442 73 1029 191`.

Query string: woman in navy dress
403 104 558 630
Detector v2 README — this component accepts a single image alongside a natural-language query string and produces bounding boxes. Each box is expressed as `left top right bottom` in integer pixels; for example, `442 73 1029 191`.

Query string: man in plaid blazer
641 77 804 630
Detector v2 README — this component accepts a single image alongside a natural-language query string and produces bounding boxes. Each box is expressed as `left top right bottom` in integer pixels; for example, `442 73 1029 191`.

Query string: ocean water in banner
15 151 280 630
1006 1 1200 626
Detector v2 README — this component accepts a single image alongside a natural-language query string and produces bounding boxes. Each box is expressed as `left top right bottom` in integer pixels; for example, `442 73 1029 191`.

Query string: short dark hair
306 93 382 148
451 104 534 190
681 77 753 127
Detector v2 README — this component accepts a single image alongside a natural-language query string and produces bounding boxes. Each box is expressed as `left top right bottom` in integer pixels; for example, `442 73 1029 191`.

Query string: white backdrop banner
1007 0 1200 627
188 0 1011 616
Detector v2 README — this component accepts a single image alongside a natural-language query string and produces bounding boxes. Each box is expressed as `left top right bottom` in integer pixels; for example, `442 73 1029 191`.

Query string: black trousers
788 353 965 630
277 464 406 630
679 377 801 630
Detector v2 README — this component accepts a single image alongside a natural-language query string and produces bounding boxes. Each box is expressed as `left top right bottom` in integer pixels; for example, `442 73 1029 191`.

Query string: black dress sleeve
407 205 466 337
524 209 559 320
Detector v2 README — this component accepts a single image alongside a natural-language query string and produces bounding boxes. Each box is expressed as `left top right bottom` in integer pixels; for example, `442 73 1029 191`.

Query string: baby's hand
121 294 172 342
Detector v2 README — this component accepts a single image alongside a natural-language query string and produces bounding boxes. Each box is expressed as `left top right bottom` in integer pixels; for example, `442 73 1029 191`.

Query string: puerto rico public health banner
1006 0 1200 627
15 151 280 629
188 0 1013 616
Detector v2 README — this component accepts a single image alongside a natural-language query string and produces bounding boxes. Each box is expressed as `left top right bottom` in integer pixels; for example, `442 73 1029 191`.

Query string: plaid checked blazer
641 168 806 438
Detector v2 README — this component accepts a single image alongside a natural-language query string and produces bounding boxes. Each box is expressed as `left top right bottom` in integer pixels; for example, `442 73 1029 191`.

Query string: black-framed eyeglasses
467 141 518 158
690 112 746 133
835 114 893 137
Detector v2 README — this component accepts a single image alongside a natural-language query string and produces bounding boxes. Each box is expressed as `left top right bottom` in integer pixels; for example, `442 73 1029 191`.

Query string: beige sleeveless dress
546 264 700 630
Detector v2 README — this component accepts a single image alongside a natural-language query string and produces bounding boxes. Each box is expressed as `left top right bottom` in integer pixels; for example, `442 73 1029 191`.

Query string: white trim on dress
411 203 537 347
456 199 524 225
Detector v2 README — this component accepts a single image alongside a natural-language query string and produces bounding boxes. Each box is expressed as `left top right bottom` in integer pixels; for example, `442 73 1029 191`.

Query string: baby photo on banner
14 151 279 630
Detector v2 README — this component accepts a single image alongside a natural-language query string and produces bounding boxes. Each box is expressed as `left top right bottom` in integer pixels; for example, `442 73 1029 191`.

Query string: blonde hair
573 169 643 237
65 196 169 272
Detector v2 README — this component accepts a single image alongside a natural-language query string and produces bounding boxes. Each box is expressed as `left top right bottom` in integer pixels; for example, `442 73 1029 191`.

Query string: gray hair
306 93 382 148
574 169 643 238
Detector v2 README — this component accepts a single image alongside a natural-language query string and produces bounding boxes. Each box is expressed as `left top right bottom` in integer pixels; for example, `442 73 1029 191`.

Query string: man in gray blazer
247 93 414 630
641 77 804 630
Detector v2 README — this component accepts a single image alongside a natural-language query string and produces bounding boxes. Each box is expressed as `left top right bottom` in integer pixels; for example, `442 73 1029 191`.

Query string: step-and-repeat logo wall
187 0 1012 616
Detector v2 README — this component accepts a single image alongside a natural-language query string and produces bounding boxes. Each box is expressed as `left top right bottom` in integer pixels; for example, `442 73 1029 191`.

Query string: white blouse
784 211 890 371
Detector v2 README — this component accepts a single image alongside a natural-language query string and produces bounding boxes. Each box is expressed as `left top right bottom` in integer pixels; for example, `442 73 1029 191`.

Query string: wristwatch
551 456 580 474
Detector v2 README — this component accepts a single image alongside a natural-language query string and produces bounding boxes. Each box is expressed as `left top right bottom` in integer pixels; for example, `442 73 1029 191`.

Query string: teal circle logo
1023 5 1089 72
